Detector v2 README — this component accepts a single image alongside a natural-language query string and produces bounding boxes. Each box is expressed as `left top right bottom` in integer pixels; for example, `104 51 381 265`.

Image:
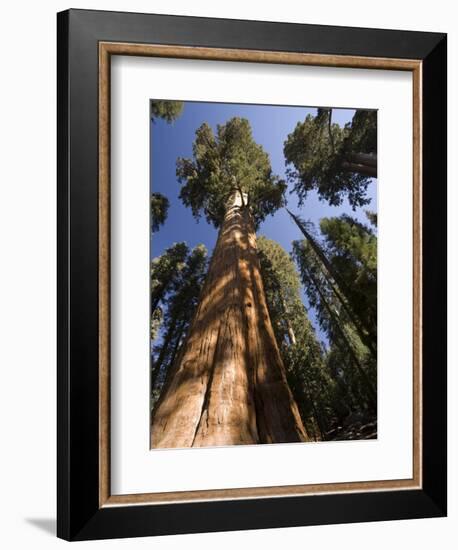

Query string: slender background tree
150 242 189 351
151 244 208 410
287 210 377 357
292 216 377 427
257 236 334 440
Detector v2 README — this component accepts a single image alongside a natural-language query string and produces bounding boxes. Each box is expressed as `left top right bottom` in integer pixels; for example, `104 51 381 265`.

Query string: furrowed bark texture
151 193 309 448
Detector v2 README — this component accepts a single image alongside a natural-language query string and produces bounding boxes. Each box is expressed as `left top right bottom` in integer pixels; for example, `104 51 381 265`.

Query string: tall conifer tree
151 118 309 447
257 236 333 439
151 245 208 406
283 109 377 208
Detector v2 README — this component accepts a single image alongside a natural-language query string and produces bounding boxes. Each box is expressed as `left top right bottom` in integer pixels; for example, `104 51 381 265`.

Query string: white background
111 56 413 494
0 1 455 548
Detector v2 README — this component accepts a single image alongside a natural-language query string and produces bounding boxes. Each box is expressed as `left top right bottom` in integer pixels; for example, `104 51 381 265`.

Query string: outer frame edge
71 489 444 541
56 8 70 542
57 9 448 541
420 35 447 517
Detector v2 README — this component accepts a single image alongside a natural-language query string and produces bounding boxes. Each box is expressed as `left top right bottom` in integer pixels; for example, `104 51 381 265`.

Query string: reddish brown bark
151 192 309 448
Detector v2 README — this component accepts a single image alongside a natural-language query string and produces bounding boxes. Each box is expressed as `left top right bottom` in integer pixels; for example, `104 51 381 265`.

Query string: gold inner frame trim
98 41 422 507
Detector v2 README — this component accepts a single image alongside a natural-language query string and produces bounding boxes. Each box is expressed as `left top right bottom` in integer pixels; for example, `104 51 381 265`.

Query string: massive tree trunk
151 191 309 448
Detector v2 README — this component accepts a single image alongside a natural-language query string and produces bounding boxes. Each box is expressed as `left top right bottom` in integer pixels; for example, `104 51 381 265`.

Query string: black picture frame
57 8 447 541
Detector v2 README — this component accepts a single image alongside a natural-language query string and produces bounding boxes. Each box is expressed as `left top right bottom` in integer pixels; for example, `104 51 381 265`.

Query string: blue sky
150 100 377 347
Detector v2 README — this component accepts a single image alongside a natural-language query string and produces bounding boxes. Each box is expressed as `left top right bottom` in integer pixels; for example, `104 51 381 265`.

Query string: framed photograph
57 9 447 541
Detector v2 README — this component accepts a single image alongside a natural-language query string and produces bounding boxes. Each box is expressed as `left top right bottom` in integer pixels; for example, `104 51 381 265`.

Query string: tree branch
327 109 335 154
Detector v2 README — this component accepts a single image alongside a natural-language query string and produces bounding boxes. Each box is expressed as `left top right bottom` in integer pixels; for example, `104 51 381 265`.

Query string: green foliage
150 243 189 371
151 244 208 409
285 337 335 440
150 307 163 342
319 215 377 340
283 109 377 208
288 210 376 356
177 117 286 228
257 236 334 439
150 192 170 232
151 242 189 314
150 100 184 123
257 235 302 346
345 110 377 155
292 217 377 416
365 210 378 227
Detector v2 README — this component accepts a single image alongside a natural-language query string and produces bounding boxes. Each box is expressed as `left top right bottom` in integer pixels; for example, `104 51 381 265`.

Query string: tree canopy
292 215 377 415
176 117 287 228
150 100 183 232
149 104 378 444
288 210 376 356
283 109 377 209
150 100 184 123
150 192 170 232
365 210 378 228
150 242 188 314
319 214 377 342
151 244 208 408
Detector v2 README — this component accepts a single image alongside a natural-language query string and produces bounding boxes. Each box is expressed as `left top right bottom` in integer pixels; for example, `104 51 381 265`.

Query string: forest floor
325 414 377 441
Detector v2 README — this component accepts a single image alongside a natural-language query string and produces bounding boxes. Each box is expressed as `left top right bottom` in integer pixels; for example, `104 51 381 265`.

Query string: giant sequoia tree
283 109 377 208
150 117 309 447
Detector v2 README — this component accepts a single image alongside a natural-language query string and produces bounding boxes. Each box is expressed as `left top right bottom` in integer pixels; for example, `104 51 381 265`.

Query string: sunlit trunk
151 191 309 448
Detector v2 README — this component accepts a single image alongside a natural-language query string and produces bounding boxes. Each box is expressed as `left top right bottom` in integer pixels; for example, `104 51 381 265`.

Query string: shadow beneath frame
25 518 56 536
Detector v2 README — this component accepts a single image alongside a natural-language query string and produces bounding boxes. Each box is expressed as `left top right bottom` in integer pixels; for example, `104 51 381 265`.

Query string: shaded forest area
149 101 377 446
